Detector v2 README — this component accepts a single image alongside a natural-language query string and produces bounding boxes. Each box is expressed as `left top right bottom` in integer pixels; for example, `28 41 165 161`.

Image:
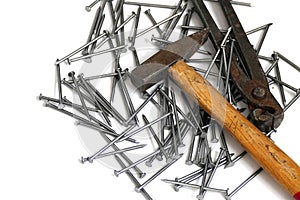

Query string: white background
0 0 300 200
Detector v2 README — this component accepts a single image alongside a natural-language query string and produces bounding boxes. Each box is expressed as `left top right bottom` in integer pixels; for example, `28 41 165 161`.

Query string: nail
55 60 64 109
90 14 106 54
168 110 179 159
124 84 163 126
199 148 225 199
130 47 140 66
144 9 163 35
162 179 228 194
204 27 232 79
265 56 279 75
210 120 219 143
67 45 126 64
77 74 111 126
170 90 184 147
82 124 136 163
68 72 91 121
163 3 187 40
180 91 204 133
129 6 141 47
185 134 196 165
219 131 234 168
162 0 183 38
197 156 210 199
246 23 273 35
255 23 272 54
76 121 137 143
204 0 251 7
272 53 286 106
114 155 153 200
151 36 211 55
114 145 172 176
82 6 104 56
284 89 300 112
142 115 169 160
118 112 172 143
114 12 136 33
136 10 184 38
276 52 300 72
266 74 298 92
56 32 106 65
85 0 101 12
84 70 127 81
226 168 263 199
84 79 127 123
39 94 96 112
124 1 177 9
135 154 183 192
44 101 96 128
91 144 146 160
116 66 139 125
159 89 196 130
95 124 146 178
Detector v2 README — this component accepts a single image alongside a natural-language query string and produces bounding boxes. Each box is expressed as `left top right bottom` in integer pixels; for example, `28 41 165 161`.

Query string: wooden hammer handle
169 60 300 199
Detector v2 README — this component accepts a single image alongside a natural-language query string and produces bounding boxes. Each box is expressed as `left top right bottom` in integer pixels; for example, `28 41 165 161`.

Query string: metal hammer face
130 28 209 91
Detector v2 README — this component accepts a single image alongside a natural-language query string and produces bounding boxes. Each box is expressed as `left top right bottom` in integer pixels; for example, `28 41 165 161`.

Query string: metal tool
130 29 300 200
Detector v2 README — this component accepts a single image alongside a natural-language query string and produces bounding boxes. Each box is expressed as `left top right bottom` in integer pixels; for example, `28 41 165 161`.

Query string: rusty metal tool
192 0 283 132
219 0 284 132
130 30 300 199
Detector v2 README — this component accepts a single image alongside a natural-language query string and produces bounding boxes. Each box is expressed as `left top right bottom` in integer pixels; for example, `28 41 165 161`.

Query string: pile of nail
39 0 300 199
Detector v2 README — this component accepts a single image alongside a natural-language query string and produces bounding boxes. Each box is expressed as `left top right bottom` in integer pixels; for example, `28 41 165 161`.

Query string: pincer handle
169 60 300 199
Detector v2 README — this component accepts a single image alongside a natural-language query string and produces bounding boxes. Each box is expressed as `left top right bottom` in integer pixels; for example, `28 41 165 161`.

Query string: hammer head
130 28 209 91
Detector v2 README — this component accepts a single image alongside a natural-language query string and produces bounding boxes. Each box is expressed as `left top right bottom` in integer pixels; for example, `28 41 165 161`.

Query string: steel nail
116 66 139 125
55 60 64 109
162 179 228 194
68 72 91 121
114 155 153 200
197 158 209 199
78 74 111 126
85 0 101 12
142 115 169 160
136 10 184 38
276 52 300 72
82 124 136 163
56 32 106 65
219 131 234 167
159 89 196 130
118 112 172 143
135 154 183 193
114 145 172 176
92 144 146 159
90 14 106 54
130 47 140 66
204 27 232 79
273 53 286 106
162 0 183 37
76 121 137 143
144 9 163 35
204 0 251 7
67 45 126 64
114 12 136 33
124 1 177 9
226 168 263 199
124 84 163 126
170 90 184 147
163 3 187 40
284 89 300 112
185 134 196 165
199 148 225 199
129 6 141 47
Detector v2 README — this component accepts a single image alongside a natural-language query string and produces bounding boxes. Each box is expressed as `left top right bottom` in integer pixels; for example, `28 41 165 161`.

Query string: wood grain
168 60 300 198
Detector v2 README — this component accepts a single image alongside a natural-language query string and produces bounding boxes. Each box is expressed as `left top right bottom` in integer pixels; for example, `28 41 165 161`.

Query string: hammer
130 29 300 199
